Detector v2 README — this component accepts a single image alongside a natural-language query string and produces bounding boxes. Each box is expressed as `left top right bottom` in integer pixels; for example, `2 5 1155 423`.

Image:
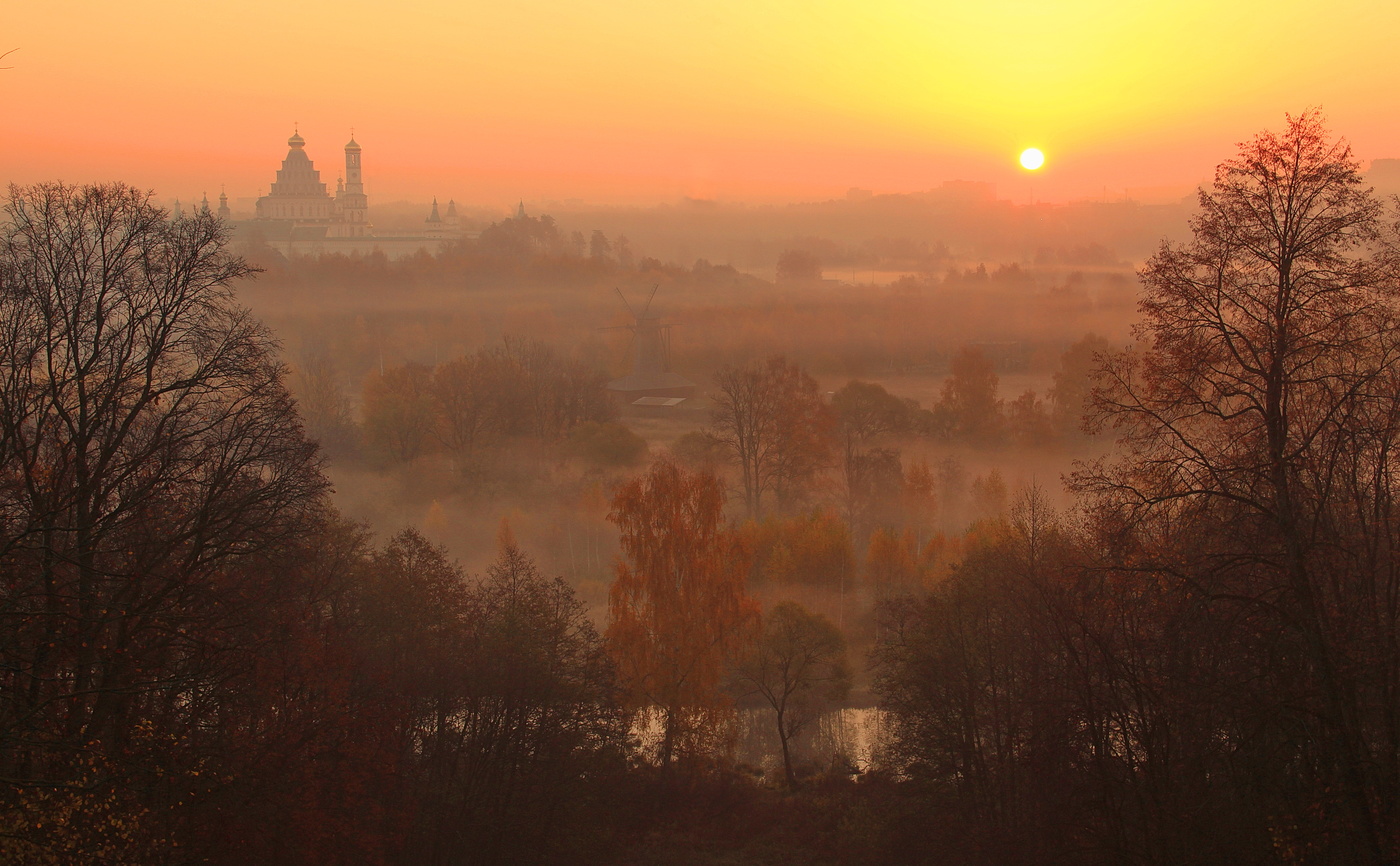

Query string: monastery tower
332 136 371 237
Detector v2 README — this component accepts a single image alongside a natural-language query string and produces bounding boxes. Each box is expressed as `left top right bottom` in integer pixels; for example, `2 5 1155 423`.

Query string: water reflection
733 707 886 779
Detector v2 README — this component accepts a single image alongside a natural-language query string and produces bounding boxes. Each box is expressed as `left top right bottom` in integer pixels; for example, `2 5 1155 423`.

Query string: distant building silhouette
605 288 697 404
217 129 478 259
255 130 372 238
425 197 446 237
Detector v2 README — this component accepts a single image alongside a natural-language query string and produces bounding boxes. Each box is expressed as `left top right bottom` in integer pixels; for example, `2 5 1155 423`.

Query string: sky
5 1 1400 207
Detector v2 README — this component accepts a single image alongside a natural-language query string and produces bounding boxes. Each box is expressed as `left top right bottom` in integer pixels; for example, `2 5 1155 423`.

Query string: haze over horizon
7 1 1400 207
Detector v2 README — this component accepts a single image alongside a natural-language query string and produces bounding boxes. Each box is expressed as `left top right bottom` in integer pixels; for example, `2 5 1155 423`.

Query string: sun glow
8 1 1400 202
1019 148 1046 170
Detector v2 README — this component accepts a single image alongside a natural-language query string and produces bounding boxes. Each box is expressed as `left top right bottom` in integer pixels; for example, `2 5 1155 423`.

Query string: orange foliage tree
866 527 922 598
606 459 759 766
741 509 855 591
362 362 436 463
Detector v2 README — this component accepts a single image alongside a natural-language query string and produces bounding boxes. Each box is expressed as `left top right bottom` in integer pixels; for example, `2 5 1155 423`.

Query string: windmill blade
615 287 636 320
640 284 659 318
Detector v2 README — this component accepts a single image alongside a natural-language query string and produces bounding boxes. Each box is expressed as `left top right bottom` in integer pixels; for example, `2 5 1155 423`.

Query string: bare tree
0 182 325 806
733 601 850 787
1075 111 1400 863
709 357 832 519
292 349 357 457
431 352 495 456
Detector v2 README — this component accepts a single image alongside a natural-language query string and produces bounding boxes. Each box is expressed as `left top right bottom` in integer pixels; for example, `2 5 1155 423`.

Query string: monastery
219 130 466 259
255 130 370 236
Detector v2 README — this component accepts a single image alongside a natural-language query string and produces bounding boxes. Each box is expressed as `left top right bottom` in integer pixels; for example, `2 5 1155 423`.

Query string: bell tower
335 133 370 236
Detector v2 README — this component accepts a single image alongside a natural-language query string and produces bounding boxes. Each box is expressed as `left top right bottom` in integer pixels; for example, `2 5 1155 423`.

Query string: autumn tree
606 459 759 766
566 420 648 469
935 456 969 533
710 356 832 519
614 234 634 269
1076 111 1400 863
589 229 612 261
186 516 407 866
430 352 496 456
362 361 436 463
969 469 1008 524
865 527 921 598
831 380 910 443
368 339 615 467
732 601 851 787
292 349 358 458
900 458 939 547
498 336 616 442
426 529 624 864
1005 389 1054 447
740 510 855 598
476 212 564 259
845 447 904 539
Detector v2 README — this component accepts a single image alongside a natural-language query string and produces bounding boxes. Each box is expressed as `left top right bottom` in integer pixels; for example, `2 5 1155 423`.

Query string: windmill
603 286 697 405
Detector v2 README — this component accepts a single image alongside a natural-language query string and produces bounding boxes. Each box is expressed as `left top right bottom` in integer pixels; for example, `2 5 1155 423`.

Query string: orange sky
5 1 1400 208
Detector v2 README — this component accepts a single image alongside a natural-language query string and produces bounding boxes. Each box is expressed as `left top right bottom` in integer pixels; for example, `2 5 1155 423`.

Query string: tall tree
873 487 1085 863
775 249 822 283
372 527 624 866
0 182 326 858
1076 111 1400 863
606 459 759 766
710 356 832 519
292 349 358 458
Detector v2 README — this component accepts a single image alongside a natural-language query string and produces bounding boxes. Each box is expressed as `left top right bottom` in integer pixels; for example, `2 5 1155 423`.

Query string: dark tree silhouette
733 601 850 787
1077 110 1400 864
0 182 326 858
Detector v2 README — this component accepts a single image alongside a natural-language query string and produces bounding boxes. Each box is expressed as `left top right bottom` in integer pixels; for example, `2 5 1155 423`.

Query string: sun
1019 148 1045 170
